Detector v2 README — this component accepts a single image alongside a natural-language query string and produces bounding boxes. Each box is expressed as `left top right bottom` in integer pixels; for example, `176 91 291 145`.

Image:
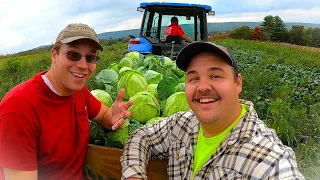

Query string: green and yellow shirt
193 104 247 177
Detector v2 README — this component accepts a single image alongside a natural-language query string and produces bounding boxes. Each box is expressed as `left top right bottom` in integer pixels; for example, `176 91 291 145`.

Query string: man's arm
92 104 113 129
176 25 194 43
181 34 195 43
121 115 176 179
268 150 305 179
4 169 37 180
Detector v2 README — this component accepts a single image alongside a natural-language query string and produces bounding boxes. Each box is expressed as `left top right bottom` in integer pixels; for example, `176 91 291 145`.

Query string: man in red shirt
0 23 133 180
164 17 195 43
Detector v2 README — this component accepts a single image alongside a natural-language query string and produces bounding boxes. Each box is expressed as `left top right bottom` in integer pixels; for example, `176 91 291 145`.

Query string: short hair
171 17 178 23
52 42 62 54
231 67 238 82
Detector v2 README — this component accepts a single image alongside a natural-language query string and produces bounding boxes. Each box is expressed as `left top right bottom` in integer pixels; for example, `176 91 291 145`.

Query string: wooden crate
84 144 168 179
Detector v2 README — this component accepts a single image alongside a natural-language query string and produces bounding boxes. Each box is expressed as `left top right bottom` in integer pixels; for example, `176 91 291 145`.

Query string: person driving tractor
164 17 195 43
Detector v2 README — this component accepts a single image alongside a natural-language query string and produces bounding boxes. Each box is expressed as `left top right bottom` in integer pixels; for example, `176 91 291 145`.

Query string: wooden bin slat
84 144 168 179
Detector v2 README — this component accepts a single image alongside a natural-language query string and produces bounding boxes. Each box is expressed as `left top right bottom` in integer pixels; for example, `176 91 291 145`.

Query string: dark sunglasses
63 51 100 64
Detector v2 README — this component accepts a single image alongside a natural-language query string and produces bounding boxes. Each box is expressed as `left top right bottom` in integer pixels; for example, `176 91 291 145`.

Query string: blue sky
1 0 319 55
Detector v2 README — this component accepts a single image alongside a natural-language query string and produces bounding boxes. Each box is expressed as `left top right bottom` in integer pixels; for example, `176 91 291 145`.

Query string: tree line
228 15 320 48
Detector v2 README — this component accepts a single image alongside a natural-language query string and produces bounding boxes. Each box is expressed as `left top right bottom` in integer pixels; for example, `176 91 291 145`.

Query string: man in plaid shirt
121 42 304 179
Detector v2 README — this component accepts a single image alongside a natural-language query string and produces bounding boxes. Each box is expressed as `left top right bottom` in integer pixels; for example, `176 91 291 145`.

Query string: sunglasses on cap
63 51 100 64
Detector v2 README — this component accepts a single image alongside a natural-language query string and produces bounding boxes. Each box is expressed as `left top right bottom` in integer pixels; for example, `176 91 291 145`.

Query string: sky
0 0 319 55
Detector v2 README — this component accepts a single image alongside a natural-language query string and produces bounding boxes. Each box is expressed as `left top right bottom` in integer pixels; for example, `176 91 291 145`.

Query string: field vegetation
0 39 319 179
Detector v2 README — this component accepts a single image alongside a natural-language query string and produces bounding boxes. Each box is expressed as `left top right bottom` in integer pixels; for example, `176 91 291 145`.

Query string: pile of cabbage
89 52 190 148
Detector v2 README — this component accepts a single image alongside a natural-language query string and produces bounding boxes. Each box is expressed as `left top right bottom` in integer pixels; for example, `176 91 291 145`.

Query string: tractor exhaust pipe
170 41 175 60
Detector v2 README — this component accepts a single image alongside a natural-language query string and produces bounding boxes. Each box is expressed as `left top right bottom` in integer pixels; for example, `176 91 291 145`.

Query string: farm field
0 39 319 179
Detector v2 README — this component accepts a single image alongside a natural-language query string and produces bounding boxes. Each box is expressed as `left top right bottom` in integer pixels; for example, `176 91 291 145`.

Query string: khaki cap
55 23 103 51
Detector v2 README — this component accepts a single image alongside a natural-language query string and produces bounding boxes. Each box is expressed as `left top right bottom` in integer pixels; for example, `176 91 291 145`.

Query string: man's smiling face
50 39 98 96
185 52 242 125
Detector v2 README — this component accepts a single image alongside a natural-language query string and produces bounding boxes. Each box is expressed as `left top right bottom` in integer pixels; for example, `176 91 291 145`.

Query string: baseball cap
176 42 238 73
55 23 103 51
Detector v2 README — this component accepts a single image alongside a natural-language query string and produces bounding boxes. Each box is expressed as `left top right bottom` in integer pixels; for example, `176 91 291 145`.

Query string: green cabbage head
128 91 160 124
105 119 130 149
119 67 133 77
163 56 176 70
104 119 142 149
175 83 185 93
125 51 140 61
147 84 158 99
95 69 118 87
163 92 190 117
119 57 133 68
117 70 148 100
144 70 163 84
108 62 120 73
91 89 113 107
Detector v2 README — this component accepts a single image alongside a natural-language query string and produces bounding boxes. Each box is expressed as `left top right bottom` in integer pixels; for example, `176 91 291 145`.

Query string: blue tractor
127 2 214 59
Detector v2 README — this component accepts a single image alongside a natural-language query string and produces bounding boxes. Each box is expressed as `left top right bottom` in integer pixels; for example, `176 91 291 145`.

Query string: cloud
103 18 142 32
0 0 319 55
0 0 66 54
0 0 143 54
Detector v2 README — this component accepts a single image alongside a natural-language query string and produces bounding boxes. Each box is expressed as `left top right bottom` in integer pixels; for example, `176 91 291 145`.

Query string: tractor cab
128 2 214 59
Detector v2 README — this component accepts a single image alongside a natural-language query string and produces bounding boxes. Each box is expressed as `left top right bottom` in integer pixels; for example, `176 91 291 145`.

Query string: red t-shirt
0 72 101 180
164 24 185 40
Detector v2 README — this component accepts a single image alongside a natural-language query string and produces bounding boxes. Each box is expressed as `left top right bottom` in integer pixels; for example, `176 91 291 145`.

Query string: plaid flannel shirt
121 100 304 179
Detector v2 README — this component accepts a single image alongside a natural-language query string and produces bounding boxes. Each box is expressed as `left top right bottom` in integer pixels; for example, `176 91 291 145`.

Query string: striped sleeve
268 151 305 179
120 115 176 179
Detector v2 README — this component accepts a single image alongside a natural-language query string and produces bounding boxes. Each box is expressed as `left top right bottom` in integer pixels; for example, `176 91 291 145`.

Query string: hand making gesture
110 88 133 130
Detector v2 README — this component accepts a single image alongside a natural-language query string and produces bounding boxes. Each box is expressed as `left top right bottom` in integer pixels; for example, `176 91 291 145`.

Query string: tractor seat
163 35 182 44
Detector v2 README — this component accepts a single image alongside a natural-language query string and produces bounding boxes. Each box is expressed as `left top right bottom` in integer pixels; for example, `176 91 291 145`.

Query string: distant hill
27 22 320 54
98 22 320 40
98 29 140 40
14 44 52 56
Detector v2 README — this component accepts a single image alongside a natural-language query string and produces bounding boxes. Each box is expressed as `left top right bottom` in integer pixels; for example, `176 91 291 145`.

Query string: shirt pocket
168 145 192 177
77 109 89 133
76 109 90 152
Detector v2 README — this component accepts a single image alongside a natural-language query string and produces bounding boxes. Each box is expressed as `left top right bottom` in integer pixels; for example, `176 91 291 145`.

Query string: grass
214 39 320 68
